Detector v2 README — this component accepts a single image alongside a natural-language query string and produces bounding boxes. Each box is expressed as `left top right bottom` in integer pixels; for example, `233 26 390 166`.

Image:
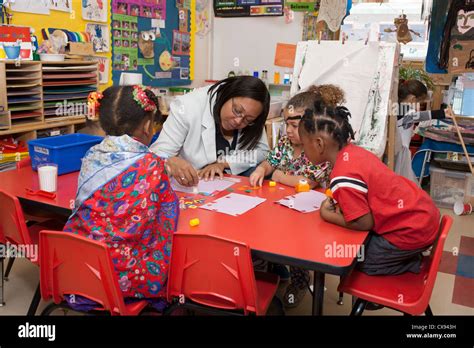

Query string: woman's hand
249 166 266 187
198 162 227 181
165 157 199 187
445 106 455 119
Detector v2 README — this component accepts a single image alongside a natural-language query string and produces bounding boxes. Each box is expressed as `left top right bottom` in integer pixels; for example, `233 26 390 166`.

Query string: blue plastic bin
28 134 103 175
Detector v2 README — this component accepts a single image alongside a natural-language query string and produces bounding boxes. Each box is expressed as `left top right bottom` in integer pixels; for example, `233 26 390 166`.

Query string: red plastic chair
166 233 280 316
16 157 31 169
0 189 64 314
39 230 150 316
338 215 453 316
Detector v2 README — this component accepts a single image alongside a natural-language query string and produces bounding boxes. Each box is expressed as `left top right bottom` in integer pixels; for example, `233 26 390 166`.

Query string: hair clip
87 91 104 121
132 85 157 112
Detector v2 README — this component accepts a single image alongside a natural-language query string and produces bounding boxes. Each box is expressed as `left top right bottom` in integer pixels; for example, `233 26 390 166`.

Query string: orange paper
274 43 297 68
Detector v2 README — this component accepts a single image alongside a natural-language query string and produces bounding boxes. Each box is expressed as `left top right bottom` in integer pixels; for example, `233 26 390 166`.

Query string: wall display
82 0 108 22
284 0 318 12
196 0 211 37
112 0 193 87
95 56 110 84
0 26 33 60
9 0 49 15
113 0 166 19
86 23 111 53
50 0 73 12
214 0 283 17
316 0 346 32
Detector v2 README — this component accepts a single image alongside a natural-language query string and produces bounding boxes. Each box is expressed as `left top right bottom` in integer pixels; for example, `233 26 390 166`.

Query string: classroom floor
0 208 472 316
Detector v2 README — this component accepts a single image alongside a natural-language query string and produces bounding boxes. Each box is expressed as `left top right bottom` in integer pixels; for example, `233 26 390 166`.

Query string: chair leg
337 292 344 305
4 258 15 280
40 302 61 316
350 298 367 316
0 257 5 306
27 283 41 316
425 305 433 316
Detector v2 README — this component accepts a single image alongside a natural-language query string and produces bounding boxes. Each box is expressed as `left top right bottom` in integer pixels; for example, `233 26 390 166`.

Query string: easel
452 112 474 174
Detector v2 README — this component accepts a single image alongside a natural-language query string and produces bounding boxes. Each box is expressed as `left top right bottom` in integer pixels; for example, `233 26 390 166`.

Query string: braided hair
300 99 355 150
99 86 161 136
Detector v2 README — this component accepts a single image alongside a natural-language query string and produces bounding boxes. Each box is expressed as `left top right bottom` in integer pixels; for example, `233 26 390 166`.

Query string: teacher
150 76 271 187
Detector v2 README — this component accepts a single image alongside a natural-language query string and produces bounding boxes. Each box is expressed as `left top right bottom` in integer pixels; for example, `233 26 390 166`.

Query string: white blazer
150 86 270 175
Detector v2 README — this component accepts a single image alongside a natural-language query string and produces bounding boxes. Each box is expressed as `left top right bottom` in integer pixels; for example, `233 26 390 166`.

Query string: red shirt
330 143 440 250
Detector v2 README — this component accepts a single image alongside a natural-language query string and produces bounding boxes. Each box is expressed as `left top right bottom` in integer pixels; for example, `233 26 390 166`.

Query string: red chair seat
338 260 429 315
255 271 280 315
338 216 453 316
27 220 66 257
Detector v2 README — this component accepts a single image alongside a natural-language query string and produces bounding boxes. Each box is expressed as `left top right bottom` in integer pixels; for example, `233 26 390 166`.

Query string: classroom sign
214 0 283 17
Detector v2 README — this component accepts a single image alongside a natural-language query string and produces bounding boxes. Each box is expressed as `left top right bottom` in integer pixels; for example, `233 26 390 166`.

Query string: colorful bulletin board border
214 0 283 17
112 0 195 87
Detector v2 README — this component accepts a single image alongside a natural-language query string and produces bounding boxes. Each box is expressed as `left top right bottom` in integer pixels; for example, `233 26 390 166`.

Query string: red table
0 166 369 315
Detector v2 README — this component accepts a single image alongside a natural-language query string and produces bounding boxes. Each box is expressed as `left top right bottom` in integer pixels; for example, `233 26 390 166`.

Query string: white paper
200 193 266 217
50 0 72 12
171 177 236 194
276 191 327 213
152 19 166 28
82 0 108 22
10 0 50 14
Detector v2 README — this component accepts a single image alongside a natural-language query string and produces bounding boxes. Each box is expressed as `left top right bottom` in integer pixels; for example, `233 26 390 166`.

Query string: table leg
312 271 325 316
418 150 431 186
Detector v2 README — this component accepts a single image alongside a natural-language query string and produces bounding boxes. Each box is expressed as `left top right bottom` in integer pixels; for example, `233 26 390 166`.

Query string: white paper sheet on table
276 191 327 213
170 177 237 194
200 193 266 216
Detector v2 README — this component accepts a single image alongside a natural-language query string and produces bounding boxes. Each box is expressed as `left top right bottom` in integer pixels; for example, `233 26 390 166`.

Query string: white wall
210 13 304 80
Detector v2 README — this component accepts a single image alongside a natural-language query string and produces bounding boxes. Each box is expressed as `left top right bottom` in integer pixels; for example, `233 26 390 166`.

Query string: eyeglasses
231 98 257 127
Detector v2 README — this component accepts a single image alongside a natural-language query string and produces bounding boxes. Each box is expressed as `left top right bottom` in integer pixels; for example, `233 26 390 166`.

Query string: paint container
274 71 280 84
453 200 473 216
295 179 310 193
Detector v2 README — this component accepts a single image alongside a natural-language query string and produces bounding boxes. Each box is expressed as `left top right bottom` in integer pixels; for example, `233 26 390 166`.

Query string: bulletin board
9 0 113 89
111 0 195 87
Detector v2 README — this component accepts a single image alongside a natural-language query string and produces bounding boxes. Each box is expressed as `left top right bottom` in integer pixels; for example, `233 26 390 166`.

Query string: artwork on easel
50 0 72 13
86 23 110 53
82 0 108 23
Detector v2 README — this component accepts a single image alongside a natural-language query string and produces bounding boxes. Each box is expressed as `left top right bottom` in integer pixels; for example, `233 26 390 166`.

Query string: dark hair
300 99 355 149
439 0 474 69
398 79 428 101
99 86 161 136
208 76 270 150
287 84 345 111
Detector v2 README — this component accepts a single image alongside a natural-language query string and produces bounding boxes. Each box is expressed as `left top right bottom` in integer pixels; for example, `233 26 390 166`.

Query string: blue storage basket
28 134 103 175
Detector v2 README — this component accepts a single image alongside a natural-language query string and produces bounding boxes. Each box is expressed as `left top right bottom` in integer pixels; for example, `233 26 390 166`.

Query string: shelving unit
0 59 100 140
0 61 43 128
41 60 99 123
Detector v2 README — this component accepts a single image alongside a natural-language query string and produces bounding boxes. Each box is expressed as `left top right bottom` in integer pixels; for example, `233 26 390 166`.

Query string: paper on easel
276 190 327 213
200 193 266 216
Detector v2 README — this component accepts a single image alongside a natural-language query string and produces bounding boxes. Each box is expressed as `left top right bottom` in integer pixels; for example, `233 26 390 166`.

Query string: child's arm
249 161 274 187
320 199 374 231
272 170 317 188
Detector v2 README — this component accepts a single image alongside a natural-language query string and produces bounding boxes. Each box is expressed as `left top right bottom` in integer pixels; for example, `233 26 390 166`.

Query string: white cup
38 163 58 192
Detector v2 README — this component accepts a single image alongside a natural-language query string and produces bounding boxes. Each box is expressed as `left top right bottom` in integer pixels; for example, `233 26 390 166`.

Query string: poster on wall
214 0 283 17
112 0 166 19
9 0 50 15
50 0 73 12
94 56 110 84
82 0 108 22
112 14 139 71
87 23 111 53
284 0 318 12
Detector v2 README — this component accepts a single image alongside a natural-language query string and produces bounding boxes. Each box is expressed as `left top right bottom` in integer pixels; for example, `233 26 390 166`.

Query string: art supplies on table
276 190 327 213
200 193 266 217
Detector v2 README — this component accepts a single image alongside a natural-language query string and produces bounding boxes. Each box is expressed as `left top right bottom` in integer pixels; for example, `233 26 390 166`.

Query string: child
249 84 344 188
396 79 451 181
250 85 344 309
299 100 440 276
63 85 179 311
